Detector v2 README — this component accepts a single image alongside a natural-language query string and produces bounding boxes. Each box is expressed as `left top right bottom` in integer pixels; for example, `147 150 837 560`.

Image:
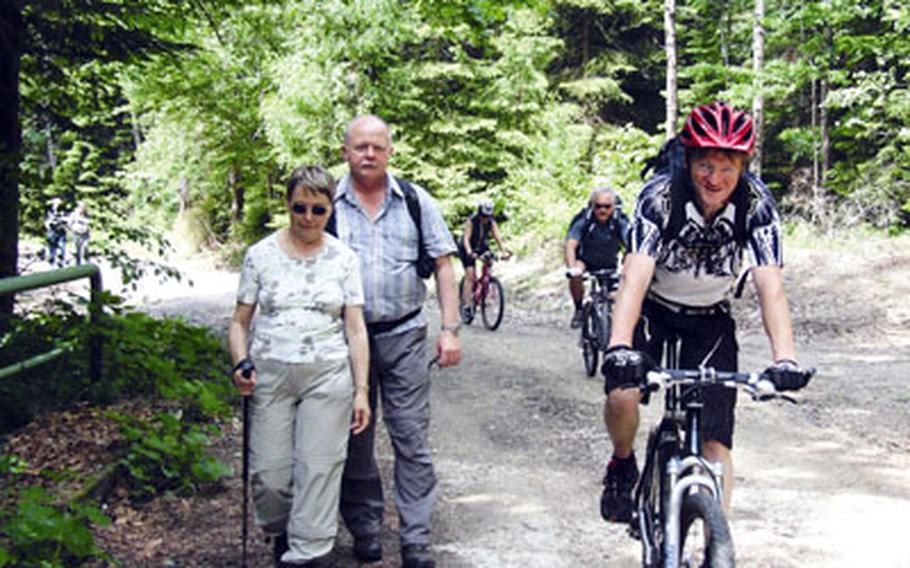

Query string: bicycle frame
583 270 618 348
634 339 726 568
472 256 493 306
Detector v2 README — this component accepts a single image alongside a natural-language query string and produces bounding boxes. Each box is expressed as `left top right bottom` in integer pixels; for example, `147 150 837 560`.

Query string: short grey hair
286 165 336 202
343 115 393 145
589 186 616 204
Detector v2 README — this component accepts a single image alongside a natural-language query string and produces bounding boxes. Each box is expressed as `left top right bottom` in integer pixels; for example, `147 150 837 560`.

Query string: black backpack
641 136 750 247
326 177 435 279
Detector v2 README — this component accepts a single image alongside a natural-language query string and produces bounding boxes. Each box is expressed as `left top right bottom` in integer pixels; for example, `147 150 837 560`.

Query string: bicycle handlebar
644 366 815 403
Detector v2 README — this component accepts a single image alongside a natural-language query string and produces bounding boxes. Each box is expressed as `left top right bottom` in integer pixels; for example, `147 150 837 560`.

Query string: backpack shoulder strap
395 177 423 234
731 175 752 246
661 176 690 245
325 195 340 237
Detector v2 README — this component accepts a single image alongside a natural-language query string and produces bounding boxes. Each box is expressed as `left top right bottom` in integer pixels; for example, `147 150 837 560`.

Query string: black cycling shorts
457 240 488 269
633 297 739 449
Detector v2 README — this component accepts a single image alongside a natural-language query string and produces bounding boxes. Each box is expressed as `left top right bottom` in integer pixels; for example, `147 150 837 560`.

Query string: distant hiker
565 187 630 328
229 165 370 566
44 197 68 268
68 201 90 265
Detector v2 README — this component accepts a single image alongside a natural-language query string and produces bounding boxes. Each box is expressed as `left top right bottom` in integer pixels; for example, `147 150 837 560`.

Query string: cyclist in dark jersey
565 187 630 328
458 200 511 320
599 102 812 522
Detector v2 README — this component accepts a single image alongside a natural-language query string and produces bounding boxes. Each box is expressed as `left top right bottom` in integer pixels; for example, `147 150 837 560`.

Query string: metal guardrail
0 263 103 381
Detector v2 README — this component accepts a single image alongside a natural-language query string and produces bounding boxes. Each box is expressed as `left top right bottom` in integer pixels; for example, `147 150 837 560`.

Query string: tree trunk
0 0 24 332
45 121 57 170
811 76 819 191
130 105 142 151
581 15 590 77
178 177 189 212
751 0 765 176
720 0 730 67
664 0 678 140
230 167 243 220
820 77 830 183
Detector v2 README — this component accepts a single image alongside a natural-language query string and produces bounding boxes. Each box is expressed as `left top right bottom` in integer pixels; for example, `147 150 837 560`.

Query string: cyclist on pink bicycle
458 200 511 321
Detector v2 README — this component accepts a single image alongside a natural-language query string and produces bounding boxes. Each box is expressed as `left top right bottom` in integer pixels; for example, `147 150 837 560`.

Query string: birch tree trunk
751 0 765 176
665 0 678 140
820 78 830 183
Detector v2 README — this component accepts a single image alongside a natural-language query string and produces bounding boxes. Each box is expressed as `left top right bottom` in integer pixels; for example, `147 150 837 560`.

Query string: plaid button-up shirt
333 173 456 334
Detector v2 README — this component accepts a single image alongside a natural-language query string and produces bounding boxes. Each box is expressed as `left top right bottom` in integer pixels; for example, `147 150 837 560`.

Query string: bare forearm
753 267 797 361
565 240 580 266
608 254 654 347
435 256 459 327
347 325 369 392
228 320 250 363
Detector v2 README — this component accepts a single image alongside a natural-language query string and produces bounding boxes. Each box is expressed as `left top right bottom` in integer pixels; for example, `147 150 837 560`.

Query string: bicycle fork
662 457 724 568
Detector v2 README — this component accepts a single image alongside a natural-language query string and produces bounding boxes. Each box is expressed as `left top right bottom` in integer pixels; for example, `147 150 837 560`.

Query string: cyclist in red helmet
598 102 811 523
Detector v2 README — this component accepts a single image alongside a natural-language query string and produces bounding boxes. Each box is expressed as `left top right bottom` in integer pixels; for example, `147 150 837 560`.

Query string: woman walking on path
229 166 371 566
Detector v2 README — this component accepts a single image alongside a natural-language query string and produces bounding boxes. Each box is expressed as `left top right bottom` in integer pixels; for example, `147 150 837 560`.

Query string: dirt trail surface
14 235 910 567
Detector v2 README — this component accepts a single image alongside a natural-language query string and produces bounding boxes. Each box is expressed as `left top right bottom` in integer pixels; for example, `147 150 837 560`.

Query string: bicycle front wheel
480 277 505 331
581 302 599 376
677 493 735 568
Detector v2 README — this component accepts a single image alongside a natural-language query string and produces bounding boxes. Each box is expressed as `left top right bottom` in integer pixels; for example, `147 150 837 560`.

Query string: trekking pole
241 392 250 568
236 360 254 568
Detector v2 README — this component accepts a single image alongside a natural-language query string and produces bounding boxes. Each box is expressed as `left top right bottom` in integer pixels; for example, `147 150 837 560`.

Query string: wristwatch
441 323 461 336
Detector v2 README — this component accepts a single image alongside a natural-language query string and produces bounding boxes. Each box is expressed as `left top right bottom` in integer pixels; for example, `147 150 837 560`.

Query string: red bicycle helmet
680 102 755 154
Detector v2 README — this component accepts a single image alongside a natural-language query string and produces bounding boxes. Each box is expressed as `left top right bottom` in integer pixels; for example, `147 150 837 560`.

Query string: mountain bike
459 251 504 331
628 338 814 568
576 269 620 377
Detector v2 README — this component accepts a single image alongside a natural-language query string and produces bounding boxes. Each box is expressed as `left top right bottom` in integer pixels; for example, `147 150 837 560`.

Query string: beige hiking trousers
250 357 353 563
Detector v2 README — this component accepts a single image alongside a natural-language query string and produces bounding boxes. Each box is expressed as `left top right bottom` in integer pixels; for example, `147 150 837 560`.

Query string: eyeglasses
291 203 329 216
593 203 614 210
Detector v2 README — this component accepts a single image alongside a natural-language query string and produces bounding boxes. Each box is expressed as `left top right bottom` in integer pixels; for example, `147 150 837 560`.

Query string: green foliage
109 411 231 499
0 484 110 567
0 295 231 433
14 0 910 274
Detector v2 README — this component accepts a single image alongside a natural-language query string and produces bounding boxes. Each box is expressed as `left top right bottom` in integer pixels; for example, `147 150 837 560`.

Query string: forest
3 0 909 289
1 0 909 564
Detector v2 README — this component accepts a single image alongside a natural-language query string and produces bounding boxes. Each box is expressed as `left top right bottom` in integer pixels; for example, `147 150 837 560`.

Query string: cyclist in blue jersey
565 187 630 328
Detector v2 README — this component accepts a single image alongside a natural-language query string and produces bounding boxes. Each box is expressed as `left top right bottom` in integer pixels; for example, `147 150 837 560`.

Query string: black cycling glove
764 359 812 392
602 345 656 395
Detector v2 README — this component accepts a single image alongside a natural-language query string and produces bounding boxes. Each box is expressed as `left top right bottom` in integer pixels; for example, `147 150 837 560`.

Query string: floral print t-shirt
237 231 364 364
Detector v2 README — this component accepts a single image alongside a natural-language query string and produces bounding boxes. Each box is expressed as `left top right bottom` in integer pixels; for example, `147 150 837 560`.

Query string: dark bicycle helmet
680 102 755 154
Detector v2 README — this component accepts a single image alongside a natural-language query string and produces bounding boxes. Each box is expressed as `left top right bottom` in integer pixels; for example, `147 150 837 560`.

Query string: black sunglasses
594 203 614 210
291 203 329 216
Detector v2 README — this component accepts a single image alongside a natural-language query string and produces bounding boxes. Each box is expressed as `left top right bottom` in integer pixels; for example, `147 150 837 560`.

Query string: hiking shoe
570 307 584 329
273 533 289 566
352 535 382 563
600 454 639 523
401 543 435 568
461 306 474 323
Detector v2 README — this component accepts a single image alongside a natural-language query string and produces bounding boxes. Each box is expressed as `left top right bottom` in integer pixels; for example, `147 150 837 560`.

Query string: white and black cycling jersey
631 172 782 307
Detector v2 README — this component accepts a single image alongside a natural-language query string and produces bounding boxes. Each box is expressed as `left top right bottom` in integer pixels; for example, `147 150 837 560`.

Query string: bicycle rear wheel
581 302 599 376
677 492 735 568
480 277 505 331
458 276 474 325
